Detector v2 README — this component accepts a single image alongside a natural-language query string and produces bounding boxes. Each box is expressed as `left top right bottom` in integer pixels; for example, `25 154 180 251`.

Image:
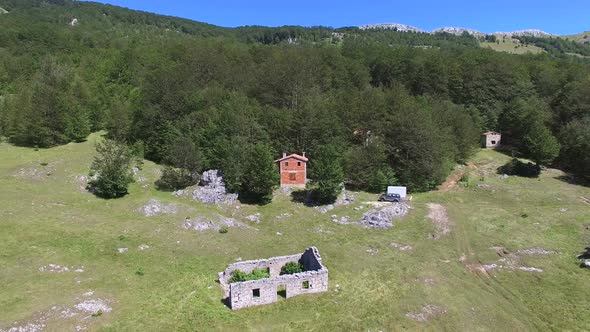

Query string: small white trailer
387 186 407 198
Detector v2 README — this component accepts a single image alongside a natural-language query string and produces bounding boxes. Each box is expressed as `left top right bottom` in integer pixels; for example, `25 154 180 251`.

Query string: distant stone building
275 152 308 187
218 247 329 310
481 131 501 148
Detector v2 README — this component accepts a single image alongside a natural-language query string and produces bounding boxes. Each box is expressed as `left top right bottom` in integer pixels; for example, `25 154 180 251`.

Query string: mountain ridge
360 23 556 37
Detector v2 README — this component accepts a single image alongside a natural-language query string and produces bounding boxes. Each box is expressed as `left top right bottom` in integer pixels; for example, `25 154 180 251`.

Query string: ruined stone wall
218 247 329 310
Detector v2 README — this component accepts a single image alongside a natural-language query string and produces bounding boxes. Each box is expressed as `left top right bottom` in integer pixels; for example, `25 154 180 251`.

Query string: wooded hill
0 0 588 195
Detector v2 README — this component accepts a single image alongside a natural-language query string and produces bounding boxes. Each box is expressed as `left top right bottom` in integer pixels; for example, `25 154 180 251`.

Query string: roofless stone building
218 247 328 310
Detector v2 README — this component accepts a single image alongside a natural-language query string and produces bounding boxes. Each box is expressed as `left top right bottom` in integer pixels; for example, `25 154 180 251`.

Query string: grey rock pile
190 170 238 205
139 199 178 217
361 203 409 229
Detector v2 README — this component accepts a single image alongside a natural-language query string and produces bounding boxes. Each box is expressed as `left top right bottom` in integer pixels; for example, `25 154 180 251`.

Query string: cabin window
297 161 301 166
285 162 289 167
491 140 496 145
289 173 296 181
253 288 260 298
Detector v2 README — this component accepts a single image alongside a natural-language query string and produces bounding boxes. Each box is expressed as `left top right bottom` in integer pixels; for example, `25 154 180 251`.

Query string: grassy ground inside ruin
1 133 590 331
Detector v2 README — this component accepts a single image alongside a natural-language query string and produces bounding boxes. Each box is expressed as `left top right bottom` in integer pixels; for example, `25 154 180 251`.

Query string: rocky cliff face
493 29 553 38
0 7 8 14
432 27 485 38
358 23 556 39
359 23 424 33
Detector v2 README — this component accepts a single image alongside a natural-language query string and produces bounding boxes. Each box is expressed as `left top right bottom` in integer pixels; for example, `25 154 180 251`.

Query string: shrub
228 268 270 283
219 225 229 234
155 166 199 191
88 139 135 198
280 261 304 275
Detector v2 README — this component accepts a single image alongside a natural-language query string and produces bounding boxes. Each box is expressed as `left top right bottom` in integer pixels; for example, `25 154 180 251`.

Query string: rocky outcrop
0 7 8 14
493 29 554 38
433 27 485 38
178 170 238 205
359 23 424 33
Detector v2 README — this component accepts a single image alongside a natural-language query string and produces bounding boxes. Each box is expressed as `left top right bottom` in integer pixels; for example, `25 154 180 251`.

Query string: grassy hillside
1 134 590 331
481 38 545 55
566 31 590 44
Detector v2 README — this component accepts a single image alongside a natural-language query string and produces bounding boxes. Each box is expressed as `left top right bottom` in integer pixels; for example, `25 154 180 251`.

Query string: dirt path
426 203 452 239
438 162 477 192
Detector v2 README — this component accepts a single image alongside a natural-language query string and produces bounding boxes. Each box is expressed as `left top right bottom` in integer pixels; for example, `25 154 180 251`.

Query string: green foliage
218 226 229 234
228 268 270 283
522 120 560 166
155 166 199 191
311 144 344 204
280 261 304 275
0 0 589 191
240 143 280 204
559 117 590 180
135 267 144 276
88 139 134 198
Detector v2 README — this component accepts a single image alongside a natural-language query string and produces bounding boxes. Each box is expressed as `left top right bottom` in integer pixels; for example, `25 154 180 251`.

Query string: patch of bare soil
13 163 56 181
406 304 447 322
482 246 557 273
0 294 112 332
438 162 477 192
426 203 452 239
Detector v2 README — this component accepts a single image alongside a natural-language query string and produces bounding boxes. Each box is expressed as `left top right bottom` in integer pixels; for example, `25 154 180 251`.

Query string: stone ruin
218 247 329 310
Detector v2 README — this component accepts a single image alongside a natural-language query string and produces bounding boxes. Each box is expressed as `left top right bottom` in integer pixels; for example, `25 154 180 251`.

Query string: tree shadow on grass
497 158 540 178
290 189 335 207
555 174 590 188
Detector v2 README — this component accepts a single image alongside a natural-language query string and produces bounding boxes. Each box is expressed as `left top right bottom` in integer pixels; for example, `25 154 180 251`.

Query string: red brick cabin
275 153 308 187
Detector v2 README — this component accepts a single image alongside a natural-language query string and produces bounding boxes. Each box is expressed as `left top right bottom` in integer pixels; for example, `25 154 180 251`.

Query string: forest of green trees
0 0 589 201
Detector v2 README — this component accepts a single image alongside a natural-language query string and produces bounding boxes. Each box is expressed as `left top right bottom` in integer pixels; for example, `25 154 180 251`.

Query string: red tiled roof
275 153 308 163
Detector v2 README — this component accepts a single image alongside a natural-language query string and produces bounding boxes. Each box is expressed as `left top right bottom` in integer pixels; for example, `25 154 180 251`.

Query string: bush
155 166 199 191
218 225 229 234
88 139 135 198
228 268 270 283
280 261 304 275
498 158 541 178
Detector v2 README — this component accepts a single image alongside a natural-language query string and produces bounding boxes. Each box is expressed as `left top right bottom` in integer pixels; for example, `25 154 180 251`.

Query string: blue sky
87 0 589 35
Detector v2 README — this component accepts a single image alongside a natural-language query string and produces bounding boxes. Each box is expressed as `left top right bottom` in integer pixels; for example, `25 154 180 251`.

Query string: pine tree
241 143 279 204
312 144 344 204
522 120 560 166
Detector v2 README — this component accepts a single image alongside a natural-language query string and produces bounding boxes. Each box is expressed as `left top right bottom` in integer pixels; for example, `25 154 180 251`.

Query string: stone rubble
361 203 409 229
38 264 84 273
138 199 178 217
182 215 247 232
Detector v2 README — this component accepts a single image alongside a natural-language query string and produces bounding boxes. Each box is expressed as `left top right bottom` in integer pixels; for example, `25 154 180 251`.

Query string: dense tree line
1 0 589 201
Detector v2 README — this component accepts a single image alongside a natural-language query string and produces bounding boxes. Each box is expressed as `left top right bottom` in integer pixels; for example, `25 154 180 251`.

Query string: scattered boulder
138 244 150 251
117 248 128 254
245 213 261 223
366 248 379 255
138 199 178 217
182 215 247 232
390 242 413 251
38 264 84 273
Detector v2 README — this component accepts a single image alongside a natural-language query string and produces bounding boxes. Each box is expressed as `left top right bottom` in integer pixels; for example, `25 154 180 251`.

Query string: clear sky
85 0 589 35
